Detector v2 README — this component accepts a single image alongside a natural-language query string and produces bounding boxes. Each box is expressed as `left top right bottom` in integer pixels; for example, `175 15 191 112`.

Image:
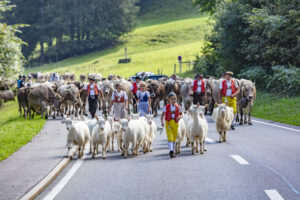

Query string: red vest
222 79 236 97
193 80 205 93
131 82 138 94
114 91 125 103
165 104 181 122
87 83 99 95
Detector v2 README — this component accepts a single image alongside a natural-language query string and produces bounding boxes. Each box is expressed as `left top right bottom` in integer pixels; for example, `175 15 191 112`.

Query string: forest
194 0 300 95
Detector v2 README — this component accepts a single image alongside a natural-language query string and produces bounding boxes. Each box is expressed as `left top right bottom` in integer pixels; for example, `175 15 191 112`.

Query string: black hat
135 76 141 80
23 75 27 78
19 75 22 78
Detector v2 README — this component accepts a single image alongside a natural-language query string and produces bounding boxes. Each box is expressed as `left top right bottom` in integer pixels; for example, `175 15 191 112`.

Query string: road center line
43 153 86 200
265 190 284 200
252 120 300 133
230 154 249 165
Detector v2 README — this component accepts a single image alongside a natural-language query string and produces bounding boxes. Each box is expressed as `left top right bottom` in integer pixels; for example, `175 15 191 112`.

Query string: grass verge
0 101 46 161
252 91 300 126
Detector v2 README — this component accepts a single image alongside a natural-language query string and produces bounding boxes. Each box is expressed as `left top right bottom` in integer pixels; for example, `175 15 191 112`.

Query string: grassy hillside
138 0 201 27
26 16 211 78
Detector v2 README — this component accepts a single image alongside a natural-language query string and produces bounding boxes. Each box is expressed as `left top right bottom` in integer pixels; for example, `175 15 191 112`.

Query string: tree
0 0 26 78
6 0 139 65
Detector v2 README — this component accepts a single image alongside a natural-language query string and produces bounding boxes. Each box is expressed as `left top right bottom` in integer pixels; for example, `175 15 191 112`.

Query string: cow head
242 84 254 100
148 83 158 99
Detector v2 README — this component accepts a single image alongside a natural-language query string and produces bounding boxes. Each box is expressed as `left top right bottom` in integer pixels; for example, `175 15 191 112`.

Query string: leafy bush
0 1 26 78
239 66 269 87
267 66 300 96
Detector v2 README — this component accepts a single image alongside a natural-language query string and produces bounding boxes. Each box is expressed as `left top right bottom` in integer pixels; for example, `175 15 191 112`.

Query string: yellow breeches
222 96 237 114
165 120 178 142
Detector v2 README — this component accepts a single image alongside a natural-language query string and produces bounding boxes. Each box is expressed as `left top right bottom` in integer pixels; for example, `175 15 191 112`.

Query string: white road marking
230 155 249 165
43 153 87 200
205 137 216 144
265 190 284 200
253 120 300 133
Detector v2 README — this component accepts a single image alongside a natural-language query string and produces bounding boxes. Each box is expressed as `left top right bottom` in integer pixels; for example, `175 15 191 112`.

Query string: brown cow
57 84 82 117
0 90 15 103
237 79 256 125
27 84 61 119
165 79 181 104
17 87 30 118
147 80 160 117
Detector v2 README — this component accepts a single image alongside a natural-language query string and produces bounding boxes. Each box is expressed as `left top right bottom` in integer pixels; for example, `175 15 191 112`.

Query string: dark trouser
88 95 98 118
132 93 138 113
193 92 206 105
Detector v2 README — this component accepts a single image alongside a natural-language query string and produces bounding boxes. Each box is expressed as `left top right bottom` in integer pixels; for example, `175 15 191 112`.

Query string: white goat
91 117 112 159
212 104 234 143
112 121 123 152
183 112 192 147
80 115 98 154
176 118 186 154
143 114 157 153
120 117 147 158
61 115 90 158
107 116 114 151
188 105 208 154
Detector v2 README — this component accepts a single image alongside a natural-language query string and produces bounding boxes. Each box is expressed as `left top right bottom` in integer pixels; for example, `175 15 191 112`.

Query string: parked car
143 75 167 81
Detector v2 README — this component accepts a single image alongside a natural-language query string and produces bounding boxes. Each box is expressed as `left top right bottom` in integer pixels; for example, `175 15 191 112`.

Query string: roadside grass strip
265 190 284 200
230 155 249 165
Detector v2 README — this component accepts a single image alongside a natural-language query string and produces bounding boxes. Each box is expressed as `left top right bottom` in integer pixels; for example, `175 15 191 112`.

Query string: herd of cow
1 72 257 126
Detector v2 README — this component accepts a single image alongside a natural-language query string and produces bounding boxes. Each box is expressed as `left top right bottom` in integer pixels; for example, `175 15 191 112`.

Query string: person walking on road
161 92 183 158
219 71 240 130
191 74 207 106
109 83 129 121
136 82 151 116
79 77 104 119
131 76 141 113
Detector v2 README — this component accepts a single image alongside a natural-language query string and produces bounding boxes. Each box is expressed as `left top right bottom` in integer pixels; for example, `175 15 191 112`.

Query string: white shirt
191 80 206 93
163 104 182 119
219 79 239 96
130 82 140 91
111 90 128 101
83 83 101 96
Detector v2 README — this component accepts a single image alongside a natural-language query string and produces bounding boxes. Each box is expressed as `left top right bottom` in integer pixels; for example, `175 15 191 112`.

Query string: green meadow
26 16 212 78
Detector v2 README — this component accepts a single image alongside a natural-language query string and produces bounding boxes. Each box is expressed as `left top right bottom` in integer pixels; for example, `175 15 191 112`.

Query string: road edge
20 147 78 200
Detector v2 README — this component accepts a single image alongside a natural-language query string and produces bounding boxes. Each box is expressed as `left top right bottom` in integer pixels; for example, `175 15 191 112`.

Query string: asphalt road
37 107 300 200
